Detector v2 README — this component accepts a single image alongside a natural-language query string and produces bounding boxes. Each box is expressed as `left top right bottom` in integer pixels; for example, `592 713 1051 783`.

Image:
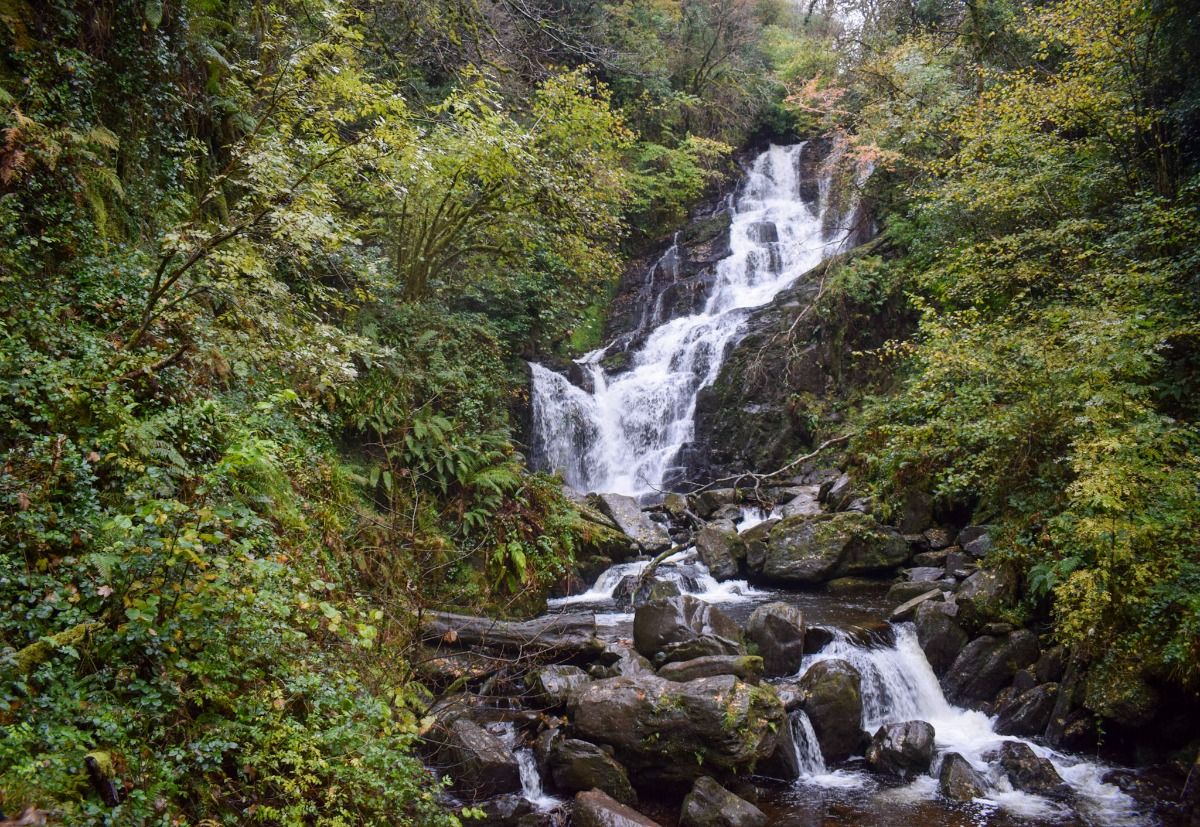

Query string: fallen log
419 611 603 658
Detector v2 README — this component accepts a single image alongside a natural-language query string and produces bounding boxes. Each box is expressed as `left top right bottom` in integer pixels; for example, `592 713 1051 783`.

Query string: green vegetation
0 0 822 822
795 0 1200 720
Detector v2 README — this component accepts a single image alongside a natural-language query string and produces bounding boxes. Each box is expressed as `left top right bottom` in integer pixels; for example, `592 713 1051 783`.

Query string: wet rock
632 595 744 665
906 566 946 582
780 486 821 518
573 789 662 827
912 549 950 567
890 588 942 622
1036 645 1067 684
746 221 779 243
923 527 954 550
821 472 855 510
939 752 987 801
695 524 741 581
958 525 995 558
613 574 681 609
803 626 835 654
798 659 866 763
549 738 637 805
693 489 742 519
532 665 591 709
757 715 801 781
845 620 896 648
992 741 1071 799
756 512 909 585
914 601 969 677
663 493 690 520
657 655 763 685
887 580 948 603
591 642 657 680
943 630 1039 707
475 793 534 826
826 576 884 593
773 681 805 712
865 721 935 778
435 718 521 800
745 602 806 677
567 675 787 785
944 550 975 579
955 567 1018 629
680 776 767 827
736 519 776 573
593 493 672 552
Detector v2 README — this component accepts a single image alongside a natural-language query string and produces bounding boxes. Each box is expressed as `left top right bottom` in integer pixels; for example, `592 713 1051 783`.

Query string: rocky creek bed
417 481 1191 826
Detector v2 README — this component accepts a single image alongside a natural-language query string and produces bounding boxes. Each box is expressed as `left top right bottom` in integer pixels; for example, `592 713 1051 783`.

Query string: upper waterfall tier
529 143 852 497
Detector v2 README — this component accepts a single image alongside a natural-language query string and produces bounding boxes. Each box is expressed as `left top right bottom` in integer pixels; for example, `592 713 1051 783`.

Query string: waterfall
529 143 852 497
515 748 559 811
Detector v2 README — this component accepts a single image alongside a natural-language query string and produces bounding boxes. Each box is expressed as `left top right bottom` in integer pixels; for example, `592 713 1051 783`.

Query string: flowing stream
529 143 850 497
546 551 1144 826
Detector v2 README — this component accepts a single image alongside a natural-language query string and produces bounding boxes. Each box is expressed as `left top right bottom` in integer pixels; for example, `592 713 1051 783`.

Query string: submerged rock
549 738 637 805
939 752 987 802
991 741 1071 800
755 512 909 585
865 721 935 777
567 674 787 785
573 789 662 827
745 602 806 677
632 595 744 664
680 776 767 827
798 658 866 763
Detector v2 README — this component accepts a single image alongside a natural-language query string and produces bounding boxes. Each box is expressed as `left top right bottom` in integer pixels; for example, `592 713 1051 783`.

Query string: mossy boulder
753 512 909 585
567 674 787 787
797 658 867 764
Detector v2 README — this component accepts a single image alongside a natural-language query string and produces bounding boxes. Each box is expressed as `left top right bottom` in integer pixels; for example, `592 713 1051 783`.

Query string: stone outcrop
632 595 744 665
797 658 866 763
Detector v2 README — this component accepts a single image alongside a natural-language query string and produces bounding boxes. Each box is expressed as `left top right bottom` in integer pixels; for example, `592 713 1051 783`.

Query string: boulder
896 489 933 534
680 776 767 827
756 512 909 585
693 489 741 519
435 718 521 800
695 524 741 581
780 486 821 518
995 683 1059 737
590 642 656 680
912 549 950 567
657 655 763 685
906 566 947 582
922 527 954 550
821 472 855 510
991 741 1071 800
803 626 835 654
613 574 682 609
865 721 936 777
1035 646 1067 684
475 794 534 826
593 493 672 552
632 595 744 665
745 602 806 677
955 567 1018 630
944 550 975 579
532 665 591 709
914 601 968 677
798 659 866 763
943 630 1039 707
736 519 776 574
939 752 987 801
549 739 637 805
887 580 948 603
567 675 787 785
573 789 662 827
756 716 801 781
958 525 995 558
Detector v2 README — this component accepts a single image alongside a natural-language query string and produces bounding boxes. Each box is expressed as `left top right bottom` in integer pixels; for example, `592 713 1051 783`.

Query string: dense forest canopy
0 0 1197 823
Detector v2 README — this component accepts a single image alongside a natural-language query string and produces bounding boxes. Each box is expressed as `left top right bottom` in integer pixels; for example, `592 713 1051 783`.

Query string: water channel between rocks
540 536 1144 827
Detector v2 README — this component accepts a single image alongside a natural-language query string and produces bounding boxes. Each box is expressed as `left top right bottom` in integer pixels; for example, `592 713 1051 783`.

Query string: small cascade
515 748 560 811
792 710 827 775
736 504 782 534
797 626 1144 824
547 548 761 612
529 143 854 497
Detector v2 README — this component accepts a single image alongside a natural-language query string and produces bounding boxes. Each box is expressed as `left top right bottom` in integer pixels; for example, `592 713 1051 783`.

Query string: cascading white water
515 748 559 811
800 626 1144 824
530 144 851 497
